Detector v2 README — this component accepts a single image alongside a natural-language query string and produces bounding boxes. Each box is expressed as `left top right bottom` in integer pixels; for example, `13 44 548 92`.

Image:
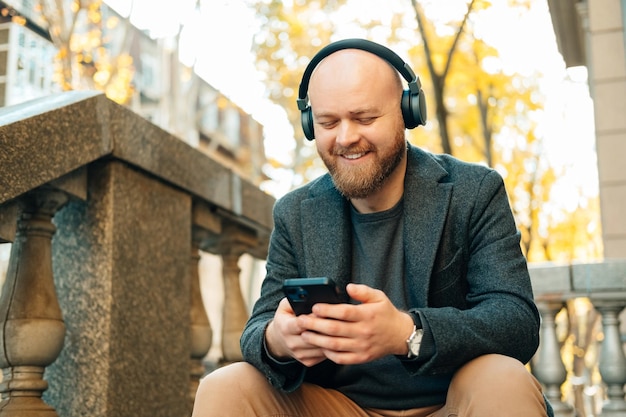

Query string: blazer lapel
403 147 453 307
300 179 353 289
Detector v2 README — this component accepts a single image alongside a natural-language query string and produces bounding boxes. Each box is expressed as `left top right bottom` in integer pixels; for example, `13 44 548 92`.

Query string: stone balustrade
529 260 626 417
1 92 625 417
0 91 274 417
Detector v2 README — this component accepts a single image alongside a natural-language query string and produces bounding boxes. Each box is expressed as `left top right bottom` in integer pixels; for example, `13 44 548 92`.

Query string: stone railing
1 92 625 417
0 91 275 417
529 260 626 417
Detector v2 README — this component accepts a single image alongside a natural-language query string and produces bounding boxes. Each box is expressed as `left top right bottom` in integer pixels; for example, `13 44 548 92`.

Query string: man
192 39 553 417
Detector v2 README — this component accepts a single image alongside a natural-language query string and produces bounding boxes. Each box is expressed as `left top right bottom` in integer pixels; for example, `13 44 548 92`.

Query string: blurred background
0 0 605 264
1 1 624 416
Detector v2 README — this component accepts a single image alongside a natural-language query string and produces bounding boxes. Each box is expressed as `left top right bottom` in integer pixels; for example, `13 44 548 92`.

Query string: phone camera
286 287 308 302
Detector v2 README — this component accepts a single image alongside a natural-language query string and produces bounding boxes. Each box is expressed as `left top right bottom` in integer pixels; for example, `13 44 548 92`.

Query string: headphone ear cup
301 107 315 141
401 89 427 129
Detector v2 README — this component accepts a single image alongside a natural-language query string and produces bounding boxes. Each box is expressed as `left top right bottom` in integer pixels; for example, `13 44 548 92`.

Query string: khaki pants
192 354 549 417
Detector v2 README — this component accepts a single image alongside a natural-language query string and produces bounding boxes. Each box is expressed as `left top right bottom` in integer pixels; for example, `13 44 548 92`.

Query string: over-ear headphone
296 38 427 141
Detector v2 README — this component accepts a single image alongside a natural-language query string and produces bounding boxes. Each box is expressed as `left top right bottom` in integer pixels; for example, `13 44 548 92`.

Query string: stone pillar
593 300 626 416
532 300 575 417
0 188 68 417
44 161 192 417
585 0 626 257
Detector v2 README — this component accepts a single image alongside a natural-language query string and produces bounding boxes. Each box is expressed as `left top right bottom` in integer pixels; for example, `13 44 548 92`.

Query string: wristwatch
406 313 424 359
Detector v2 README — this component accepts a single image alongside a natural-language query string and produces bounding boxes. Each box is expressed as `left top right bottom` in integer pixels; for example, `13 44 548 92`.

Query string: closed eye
357 117 377 125
317 120 338 129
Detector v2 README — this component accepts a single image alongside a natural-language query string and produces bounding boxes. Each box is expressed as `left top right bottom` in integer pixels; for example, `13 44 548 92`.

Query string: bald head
308 49 404 109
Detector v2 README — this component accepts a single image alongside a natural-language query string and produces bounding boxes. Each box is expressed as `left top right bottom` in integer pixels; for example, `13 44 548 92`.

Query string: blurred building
548 0 626 257
0 0 269 352
0 0 267 186
0 1 59 106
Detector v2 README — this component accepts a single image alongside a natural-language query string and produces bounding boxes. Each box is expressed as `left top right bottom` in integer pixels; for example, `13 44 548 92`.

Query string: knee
446 355 548 416
196 362 263 397
193 362 265 415
450 354 537 394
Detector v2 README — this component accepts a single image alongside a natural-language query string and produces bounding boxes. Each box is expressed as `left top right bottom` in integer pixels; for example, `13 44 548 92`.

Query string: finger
299 355 328 367
293 347 327 367
346 283 385 304
309 302 355 321
322 349 369 365
301 329 355 352
297 309 356 336
289 341 328 367
277 297 296 315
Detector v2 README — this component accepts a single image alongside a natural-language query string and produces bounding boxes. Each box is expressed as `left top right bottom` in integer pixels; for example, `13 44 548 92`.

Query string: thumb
277 297 295 315
346 283 384 304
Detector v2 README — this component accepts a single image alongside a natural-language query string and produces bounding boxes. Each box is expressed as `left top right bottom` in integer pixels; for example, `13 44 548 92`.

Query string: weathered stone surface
0 91 275 416
0 92 273 232
528 262 572 296
46 161 191 417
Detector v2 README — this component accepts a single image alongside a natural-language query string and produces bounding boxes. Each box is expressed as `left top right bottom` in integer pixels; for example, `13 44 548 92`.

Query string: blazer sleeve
239 194 308 392
408 169 540 376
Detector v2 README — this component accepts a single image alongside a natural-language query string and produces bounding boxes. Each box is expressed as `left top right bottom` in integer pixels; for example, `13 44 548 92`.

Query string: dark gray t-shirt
320 199 450 409
351 199 408 309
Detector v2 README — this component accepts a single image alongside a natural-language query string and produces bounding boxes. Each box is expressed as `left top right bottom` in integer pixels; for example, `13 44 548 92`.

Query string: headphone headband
297 38 426 140
297 38 420 111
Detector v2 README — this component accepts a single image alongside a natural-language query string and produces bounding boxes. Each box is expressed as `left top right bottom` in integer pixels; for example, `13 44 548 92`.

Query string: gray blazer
241 144 540 391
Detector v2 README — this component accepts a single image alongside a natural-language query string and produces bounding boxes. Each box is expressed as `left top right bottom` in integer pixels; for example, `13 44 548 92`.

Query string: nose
336 120 360 147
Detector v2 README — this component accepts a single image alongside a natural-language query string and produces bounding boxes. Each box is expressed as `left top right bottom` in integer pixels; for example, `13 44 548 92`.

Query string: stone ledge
0 91 273 232
529 259 626 300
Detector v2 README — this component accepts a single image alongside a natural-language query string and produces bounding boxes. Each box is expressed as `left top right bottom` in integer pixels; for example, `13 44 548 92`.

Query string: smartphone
282 277 347 315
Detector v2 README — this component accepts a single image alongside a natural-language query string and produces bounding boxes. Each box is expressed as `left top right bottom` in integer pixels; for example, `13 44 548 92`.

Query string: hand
297 283 414 365
264 298 328 367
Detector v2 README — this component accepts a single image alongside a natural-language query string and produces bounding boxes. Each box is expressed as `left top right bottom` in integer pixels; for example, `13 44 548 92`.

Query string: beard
320 126 407 199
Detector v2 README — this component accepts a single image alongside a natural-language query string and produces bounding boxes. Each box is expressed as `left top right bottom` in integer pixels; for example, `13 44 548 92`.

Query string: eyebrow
315 108 380 118
349 108 379 116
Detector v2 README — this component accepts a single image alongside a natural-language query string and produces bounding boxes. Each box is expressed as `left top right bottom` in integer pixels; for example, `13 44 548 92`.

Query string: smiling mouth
342 152 367 160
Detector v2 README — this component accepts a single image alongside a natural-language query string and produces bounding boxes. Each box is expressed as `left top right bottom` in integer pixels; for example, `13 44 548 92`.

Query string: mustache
332 145 373 155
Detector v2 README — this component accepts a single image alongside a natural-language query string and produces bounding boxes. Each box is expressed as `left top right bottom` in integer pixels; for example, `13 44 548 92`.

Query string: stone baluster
532 300 575 417
189 203 220 408
221 250 250 364
592 300 626 416
188 236 212 407
219 224 258 364
0 188 69 417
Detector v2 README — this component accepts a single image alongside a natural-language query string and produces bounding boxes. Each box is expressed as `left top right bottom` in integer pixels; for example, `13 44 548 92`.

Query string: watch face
409 329 423 356
410 340 419 353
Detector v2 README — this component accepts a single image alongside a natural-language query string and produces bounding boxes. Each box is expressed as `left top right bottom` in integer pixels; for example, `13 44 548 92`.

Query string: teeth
344 153 365 159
